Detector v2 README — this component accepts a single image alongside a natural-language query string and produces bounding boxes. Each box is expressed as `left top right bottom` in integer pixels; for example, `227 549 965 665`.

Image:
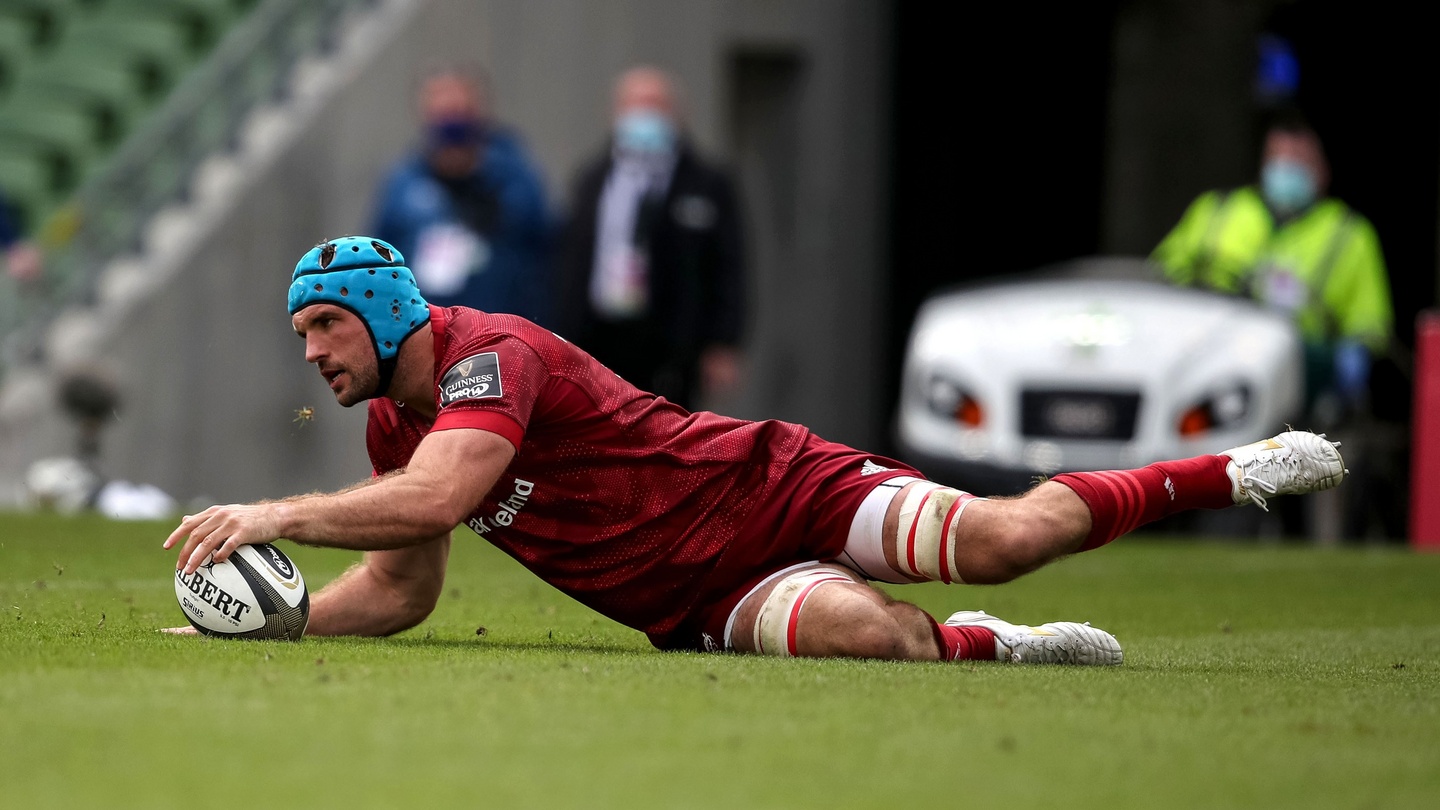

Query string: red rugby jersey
366 306 809 637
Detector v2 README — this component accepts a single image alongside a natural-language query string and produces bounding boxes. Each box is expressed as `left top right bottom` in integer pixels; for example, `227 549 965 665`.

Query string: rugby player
164 237 1347 664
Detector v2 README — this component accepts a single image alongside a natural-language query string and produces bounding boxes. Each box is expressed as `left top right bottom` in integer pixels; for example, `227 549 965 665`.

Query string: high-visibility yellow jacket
1152 186 1393 351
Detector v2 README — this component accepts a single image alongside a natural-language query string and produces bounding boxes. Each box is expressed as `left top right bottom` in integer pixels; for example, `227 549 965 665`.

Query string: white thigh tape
898 486 982 584
753 568 856 657
842 476 923 584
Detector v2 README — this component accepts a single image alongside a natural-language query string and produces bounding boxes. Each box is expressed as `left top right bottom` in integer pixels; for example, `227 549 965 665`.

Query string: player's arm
165 428 515 574
304 535 452 636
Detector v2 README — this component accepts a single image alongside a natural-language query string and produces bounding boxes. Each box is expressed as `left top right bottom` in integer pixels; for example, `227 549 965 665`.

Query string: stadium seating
0 0 259 237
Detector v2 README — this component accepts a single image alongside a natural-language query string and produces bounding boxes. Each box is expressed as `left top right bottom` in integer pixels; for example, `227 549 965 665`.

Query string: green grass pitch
1 511 1437 809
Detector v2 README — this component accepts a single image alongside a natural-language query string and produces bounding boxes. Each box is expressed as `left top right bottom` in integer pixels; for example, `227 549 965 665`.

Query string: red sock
928 615 996 661
1052 455 1235 551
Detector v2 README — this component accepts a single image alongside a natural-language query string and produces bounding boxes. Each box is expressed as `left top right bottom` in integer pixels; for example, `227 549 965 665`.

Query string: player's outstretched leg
724 563 1121 665
838 430 1345 586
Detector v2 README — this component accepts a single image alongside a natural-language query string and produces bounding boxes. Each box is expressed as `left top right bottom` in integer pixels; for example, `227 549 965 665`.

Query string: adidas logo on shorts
860 459 892 476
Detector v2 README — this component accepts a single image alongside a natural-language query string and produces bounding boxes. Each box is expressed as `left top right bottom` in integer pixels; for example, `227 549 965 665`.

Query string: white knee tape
896 485 981 584
753 568 856 657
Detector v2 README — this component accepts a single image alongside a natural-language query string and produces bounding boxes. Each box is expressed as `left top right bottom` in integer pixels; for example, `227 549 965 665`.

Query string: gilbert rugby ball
174 543 309 640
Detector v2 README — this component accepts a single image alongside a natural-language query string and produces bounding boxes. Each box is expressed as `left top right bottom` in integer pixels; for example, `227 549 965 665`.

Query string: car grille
1020 389 1141 440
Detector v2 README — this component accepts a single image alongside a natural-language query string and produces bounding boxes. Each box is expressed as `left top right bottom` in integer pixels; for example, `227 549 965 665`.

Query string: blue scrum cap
288 237 429 396
288 236 429 360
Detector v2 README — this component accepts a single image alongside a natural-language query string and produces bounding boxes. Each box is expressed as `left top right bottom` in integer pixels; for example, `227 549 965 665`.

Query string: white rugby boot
945 610 1123 665
1221 430 1346 511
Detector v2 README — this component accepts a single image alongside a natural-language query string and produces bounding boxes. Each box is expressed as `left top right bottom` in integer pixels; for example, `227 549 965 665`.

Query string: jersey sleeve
432 332 551 449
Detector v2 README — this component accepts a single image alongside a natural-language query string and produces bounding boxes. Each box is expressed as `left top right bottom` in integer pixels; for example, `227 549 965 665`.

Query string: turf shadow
367 636 651 657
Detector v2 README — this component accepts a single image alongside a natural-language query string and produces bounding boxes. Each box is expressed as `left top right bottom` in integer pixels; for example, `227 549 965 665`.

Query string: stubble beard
334 362 381 407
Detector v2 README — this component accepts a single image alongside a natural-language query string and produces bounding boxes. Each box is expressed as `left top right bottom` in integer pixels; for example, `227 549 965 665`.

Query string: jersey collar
429 304 449 361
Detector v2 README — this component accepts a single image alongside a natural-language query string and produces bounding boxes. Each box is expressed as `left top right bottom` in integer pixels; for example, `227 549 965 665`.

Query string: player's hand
160 626 198 636
163 503 284 575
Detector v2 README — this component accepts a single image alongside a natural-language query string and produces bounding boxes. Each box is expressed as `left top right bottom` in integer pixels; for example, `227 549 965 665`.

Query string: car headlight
926 375 984 428
1177 383 1251 436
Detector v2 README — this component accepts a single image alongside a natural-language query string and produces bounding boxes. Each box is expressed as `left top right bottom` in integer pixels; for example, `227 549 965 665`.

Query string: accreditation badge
1256 263 1308 314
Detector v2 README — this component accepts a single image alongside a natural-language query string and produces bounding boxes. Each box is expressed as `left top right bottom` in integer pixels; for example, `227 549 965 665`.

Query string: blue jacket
0 193 20 248
370 129 553 325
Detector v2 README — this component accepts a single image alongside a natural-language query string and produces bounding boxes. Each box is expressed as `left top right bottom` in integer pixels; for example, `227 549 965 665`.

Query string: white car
895 258 1303 494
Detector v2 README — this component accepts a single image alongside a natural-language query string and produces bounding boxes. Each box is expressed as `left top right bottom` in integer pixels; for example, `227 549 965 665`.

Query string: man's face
292 304 380 407
613 68 676 123
1263 129 1329 190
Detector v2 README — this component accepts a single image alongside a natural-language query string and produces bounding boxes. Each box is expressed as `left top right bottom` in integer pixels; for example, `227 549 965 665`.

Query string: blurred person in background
1152 112 1396 541
1152 111 1393 424
370 67 552 325
1 190 42 284
557 66 745 410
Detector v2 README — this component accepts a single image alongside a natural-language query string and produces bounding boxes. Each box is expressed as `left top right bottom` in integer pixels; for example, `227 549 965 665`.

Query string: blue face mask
427 117 485 151
615 109 676 155
1261 158 1318 215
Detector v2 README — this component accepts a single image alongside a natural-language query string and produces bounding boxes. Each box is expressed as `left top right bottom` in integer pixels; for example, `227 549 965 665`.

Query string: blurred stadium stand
0 0 256 239
0 0 406 504
0 0 370 363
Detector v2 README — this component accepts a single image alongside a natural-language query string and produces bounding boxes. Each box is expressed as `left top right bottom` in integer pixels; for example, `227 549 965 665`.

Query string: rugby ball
174 543 309 640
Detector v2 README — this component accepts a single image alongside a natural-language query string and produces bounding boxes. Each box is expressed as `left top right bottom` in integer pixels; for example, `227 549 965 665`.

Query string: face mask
615 109 676 155
427 117 485 151
1261 158 1318 214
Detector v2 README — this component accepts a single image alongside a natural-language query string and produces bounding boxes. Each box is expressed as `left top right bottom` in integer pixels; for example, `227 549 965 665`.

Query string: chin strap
366 319 429 401
375 356 399 400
